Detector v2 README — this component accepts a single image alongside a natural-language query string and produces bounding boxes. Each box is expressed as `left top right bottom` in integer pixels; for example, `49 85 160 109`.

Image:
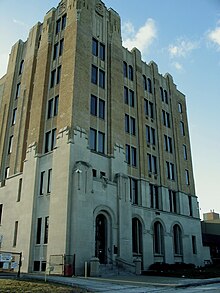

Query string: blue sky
0 0 219 218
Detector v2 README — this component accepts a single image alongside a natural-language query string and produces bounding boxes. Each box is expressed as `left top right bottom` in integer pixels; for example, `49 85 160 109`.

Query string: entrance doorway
95 214 107 264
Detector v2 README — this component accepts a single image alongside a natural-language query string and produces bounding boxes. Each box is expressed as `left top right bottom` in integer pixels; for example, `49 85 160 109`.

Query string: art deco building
0 0 209 274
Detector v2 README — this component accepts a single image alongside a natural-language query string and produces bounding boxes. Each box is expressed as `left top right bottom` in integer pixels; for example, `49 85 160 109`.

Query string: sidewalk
22 273 220 292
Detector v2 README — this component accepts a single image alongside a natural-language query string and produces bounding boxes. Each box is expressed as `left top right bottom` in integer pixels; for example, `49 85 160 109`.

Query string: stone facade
0 0 209 275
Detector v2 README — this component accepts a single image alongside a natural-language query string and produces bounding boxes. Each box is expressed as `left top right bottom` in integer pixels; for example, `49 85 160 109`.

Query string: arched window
129 65 134 81
173 224 182 255
132 218 142 255
160 87 164 101
147 78 152 93
153 221 164 254
143 75 147 90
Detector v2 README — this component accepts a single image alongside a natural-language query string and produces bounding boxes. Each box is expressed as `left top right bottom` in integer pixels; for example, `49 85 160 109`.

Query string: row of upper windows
55 14 67 34
92 38 105 61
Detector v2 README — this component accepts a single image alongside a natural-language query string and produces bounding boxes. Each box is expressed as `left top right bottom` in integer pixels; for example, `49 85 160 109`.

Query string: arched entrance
95 214 107 264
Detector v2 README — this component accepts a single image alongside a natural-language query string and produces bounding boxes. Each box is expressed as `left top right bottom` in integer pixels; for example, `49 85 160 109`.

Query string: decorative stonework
58 0 67 15
95 2 104 16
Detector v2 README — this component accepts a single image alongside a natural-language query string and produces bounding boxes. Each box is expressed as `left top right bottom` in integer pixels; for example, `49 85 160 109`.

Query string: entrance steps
99 264 135 277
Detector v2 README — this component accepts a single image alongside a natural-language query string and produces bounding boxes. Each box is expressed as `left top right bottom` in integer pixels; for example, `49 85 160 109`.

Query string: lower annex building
0 0 209 274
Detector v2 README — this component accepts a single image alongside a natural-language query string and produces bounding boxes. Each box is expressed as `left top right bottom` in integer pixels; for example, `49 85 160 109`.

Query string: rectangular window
92 38 98 56
150 184 160 209
125 115 135 135
19 60 24 75
99 43 105 61
146 126 156 145
123 61 127 78
0 204 3 225
99 99 105 119
47 99 53 119
91 65 98 84
178 102 183 113
169 190 179 213
56 18 61 34
61 14 67 30
98 131 105 153
12 108 17 125
192 236 197 254
129 65 134 81
59 39 64 56
180 121 185 136
130 117 136 135
125 114 129 133
99 69 105 89
188 195 193 216
131 147 137 167
129 90 134 107
47 169 52 194
125 144 130 164
166 161 175 180
15 83 21 99
185 169 190 185
130 178 138 204
36 218 42 244
54 95 59 116
164 135 172 153
90 95 97 116
17 178 22 202
51 128 57 150
183 144 187 160
89 128 97 151
56 65 61 84
124 87 128 104
147 154 157 174
5 167 10 179
33 261 40 271
144 99 154 118
162 110 170 128
8 135 13 154
50 69 56 88
45 131 51 153
44 216 49 244
40 171 45 195
13 221 18 247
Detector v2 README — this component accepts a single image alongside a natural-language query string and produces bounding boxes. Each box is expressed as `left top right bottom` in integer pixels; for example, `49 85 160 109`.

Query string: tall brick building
0 0 208 274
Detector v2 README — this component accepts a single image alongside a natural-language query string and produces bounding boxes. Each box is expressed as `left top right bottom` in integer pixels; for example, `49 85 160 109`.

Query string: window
130 178 138 204
188 195 193 216
56 65 61 84
19 60 24 75
150 184 160 209
123 61 127 78
154 221 164 254
40 171 45 195
54 95 59 116
5 167 10 179
99 69 105 89
125 115 136 135
162 110 170 128
99 43 105 61
147 154 157 174
169 190 179 213
44 129 56 153
124 88 134 106
178 102 183 113
44 216 49 244
128 65 133 81
180 121 185 136
8 135 13 154
33 261 40 271
124 86 128 104
144 99 154 118
164 90 168 103
126 144 137 167
0 204 3 225
13 221 18 247
89 128 105 154
53 43 59 60
55 18 61 34
48 96 59 119
61 14 67 30
132 218 142 254
36 218 42 244
15 83 21 99
12 108 17 125
17 178 22 202
99 99 105 119
146 126 156 145
192 235 197 254
160 87 164 101
92 169 97 177
166 161 175 180
90 95 97 116
129 90 134 107
173 225 182 255
183 144 187 160
143 75 147 90
92 38 98 56
47 169 52 194
59 38 64 56
185 169 190 185
91 65 98 84
50 69 56 88
164 135 172 153
147 78 152 93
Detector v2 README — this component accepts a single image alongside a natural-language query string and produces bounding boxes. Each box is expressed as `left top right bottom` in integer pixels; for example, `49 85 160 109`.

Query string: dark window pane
100 43 105 61
92 38 98 56
123 61 127 78
90 95 97 116
53 43 59 60
56 18 61 34
59 39 64 56
99 69 105 89
54 95 59 116
99 99 105 119
89 128 96 150
56 66 61 84
61 14 67 30
47 99 53 119
91 65 98 84
98 131 105 153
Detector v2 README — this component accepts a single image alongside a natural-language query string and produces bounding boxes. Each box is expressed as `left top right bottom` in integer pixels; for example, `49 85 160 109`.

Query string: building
202 211 220 264
0 0 209 275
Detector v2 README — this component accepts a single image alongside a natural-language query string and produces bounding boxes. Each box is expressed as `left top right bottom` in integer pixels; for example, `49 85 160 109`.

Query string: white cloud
122 18 157 53
207 26 220 48
173 62 183 71
13 19 29 29
168 38 199 58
